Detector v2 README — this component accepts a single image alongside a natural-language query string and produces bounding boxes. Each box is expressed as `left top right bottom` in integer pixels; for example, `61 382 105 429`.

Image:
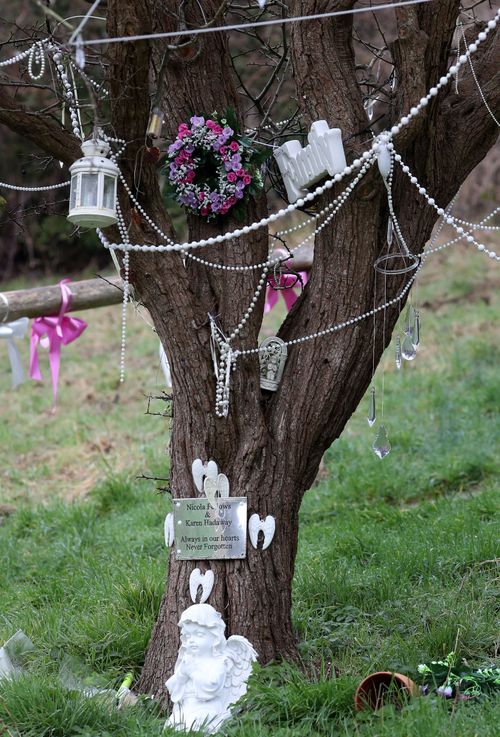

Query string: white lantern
67 138 119 227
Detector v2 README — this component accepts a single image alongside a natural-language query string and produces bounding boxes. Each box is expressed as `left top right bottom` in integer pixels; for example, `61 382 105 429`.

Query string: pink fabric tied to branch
265 269 308 314
29 279 87 406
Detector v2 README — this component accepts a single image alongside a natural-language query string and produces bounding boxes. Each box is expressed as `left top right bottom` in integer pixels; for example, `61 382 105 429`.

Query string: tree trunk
0 0 498 708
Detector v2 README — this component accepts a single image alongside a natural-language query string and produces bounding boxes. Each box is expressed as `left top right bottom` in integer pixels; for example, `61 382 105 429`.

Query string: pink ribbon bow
29 279 87 406
265 270 308 314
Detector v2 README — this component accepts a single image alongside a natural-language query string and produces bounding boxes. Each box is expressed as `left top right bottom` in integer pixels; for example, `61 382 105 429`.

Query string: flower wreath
165 110 267 221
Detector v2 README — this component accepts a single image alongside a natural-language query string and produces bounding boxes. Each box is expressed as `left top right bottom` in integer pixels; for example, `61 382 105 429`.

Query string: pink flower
186 170 195 182
220 145 227 156
243 175 251 185
198 192 205 201
178 129 191 138
227 196 237 206
227 172 237 182
235 168 246 178
206 120 216 129
229 141 239 152
200 206 211 216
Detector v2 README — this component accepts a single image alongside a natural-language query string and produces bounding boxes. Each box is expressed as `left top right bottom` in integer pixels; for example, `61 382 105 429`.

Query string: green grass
0 241 499 735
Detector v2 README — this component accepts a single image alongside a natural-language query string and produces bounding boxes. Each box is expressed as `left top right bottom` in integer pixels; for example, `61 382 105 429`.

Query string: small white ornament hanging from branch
257 0 267 8
274 121 346 203
259 337 287 391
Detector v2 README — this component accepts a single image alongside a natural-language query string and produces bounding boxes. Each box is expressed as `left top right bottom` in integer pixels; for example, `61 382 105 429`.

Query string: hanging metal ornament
68 138 119 227
259 337 287 391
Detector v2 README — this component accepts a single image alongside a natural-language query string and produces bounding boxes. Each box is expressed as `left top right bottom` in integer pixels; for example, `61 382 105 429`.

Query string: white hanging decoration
159 342 172 386
189 568 215 604
377 138 392 181
204 474 230 507
273 121 347 203
192 459 218 493
259 337 287 391
165 603 257 734
248 514 275 550
67 137 119 228
164 512 175 547
0 318 29 388
257 0 267 8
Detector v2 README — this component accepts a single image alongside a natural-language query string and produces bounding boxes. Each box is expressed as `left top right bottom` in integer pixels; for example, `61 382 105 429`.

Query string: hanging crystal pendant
387 218 393 247
367 386 376 426
395 335 402 369
404 304 416 335
412 311 420 349
372 424 391 459
402 333 417 360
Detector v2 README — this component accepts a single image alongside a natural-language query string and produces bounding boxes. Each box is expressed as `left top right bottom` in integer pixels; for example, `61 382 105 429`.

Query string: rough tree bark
0 0 498 705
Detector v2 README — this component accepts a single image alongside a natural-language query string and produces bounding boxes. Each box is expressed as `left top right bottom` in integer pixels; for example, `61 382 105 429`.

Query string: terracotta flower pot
354 671 419 711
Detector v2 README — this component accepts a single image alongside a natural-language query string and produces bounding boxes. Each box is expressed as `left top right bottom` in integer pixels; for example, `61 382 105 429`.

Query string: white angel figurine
165 603 257 734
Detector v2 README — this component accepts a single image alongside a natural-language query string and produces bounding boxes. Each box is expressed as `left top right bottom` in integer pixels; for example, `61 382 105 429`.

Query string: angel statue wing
223 635 258 710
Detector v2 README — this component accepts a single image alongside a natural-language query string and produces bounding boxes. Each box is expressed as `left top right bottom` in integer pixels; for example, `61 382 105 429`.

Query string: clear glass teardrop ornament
367 386 376 426
387 218 393 247
372 424 391 459
404 304 416 335
402 333 417 360
395 335 402 369
412 311 420 349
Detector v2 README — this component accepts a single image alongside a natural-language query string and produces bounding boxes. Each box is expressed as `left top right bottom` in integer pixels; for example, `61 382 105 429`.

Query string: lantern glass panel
81 173 99 207
103 175 115 210
70 175 78 210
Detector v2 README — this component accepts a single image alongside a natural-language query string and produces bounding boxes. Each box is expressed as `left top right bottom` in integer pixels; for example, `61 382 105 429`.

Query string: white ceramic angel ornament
165 604 257 734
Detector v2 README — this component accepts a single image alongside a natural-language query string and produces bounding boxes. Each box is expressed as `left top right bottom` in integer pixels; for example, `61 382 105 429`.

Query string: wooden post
0 276 124 321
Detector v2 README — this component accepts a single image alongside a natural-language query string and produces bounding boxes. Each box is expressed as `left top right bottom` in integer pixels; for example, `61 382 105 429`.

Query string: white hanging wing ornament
164 512 175 547
204 474 230 506
257 0 267 8
248 514 276 550
259 337 287 391
192 459 218 493
273 121 346 203
189 568 215 604
159 342 172 387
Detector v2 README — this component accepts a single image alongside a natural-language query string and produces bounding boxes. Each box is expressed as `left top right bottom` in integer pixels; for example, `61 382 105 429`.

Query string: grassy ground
0 234 498 736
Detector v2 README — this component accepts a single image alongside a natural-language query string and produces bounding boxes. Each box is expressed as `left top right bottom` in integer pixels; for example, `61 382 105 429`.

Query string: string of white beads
51 48 83 140
0 47 32 67
394 155 500 261
27 42 45 80
0 181 69 192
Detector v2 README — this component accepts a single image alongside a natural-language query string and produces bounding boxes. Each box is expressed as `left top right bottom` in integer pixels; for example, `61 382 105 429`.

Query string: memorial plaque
173 497 247 560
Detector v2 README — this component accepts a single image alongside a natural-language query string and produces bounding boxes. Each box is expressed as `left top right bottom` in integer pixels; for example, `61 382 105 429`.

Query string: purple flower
235 189 244 199
222 126 234 137
190 115 205 127
224 161 233 171
168 140 183 154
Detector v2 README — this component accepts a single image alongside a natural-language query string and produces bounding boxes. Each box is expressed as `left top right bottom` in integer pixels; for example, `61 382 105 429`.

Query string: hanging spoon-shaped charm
367 386 376 427
387 217 393 247
404 304 416 336
372 424 391 459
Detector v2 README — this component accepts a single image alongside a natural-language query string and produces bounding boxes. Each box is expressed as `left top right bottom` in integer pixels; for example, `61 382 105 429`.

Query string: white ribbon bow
0 318 29 387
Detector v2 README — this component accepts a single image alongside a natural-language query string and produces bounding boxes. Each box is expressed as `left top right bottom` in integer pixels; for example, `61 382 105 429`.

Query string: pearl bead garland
394 154 500 261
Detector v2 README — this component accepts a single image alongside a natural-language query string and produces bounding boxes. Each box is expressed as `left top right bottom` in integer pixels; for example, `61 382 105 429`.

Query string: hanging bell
67 138 119 228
